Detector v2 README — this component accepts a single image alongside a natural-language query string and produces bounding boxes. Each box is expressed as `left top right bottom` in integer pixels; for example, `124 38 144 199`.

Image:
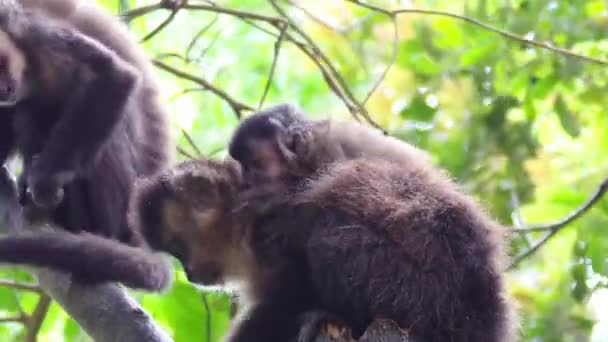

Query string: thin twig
258 22 287 110
153 60 253 117
508 176 608 269
25 293 51 342
194 30 223 62
201 293 211 342
269 0 385 132
185 15 219 60
121 3 162 21
181 129 202 156
182 3 285 25
286 0 344 32
177 146 195 159
0 279 41 293
0 316 26 323
346 0 608 67
140 1 183 43
268 1 355 111
362 15 398 106
168 87 207 102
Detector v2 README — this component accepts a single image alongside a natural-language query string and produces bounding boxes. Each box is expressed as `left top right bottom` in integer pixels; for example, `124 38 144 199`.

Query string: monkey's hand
297 310 353 342
26 157 75 209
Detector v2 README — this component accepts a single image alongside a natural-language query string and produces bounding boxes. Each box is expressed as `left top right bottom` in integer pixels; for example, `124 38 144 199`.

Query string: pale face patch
0 29 27 107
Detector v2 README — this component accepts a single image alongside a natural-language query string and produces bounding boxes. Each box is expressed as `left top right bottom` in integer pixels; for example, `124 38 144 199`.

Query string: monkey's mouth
0 97 17 107
186 269 224 286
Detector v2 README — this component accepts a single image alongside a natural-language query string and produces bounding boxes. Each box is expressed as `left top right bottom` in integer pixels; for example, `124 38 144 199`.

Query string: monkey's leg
224 269 311 342
0 112 15 165
307 224 433 341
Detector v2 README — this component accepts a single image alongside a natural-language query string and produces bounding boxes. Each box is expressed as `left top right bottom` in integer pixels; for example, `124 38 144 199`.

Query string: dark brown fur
128 152 517 342
227 104 518 341
129 159 314 342
0 0 172 290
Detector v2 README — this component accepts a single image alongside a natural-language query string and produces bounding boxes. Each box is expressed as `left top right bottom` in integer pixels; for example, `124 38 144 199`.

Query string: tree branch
0 167 173 342
258 21 287 110
0 279 41 293
268 0 385 133
25 293 51 342
508 176 608 269
346 0 608 66
153 59 253 118
139 0 183 43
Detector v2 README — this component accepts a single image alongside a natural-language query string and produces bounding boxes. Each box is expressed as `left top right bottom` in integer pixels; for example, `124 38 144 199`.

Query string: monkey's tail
0 231 172 292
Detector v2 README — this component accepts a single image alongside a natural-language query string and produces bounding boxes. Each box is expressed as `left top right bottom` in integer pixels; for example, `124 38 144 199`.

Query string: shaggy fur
0 0 172 290
227 104 518 341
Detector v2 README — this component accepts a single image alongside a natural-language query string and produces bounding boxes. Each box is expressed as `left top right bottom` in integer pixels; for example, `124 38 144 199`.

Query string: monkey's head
228 103 333 185
0 29 27 107
128 158 251 286
0 3 29 107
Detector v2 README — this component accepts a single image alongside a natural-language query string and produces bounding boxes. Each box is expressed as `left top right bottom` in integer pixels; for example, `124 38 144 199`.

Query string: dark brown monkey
128 159 315 342
128 150 517 342
0 0 172 290
227 104 518 341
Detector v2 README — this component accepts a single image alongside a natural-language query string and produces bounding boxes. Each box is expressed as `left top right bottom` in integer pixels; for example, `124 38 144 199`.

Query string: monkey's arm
0 112 15 163
225 270 310 342
0 230 172 291
23 23 139 207
225 300 300 342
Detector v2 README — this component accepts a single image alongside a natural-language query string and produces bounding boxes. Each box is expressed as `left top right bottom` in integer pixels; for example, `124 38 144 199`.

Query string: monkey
228 103 433 186
0 166 171 291
127 147 517 342
128 158 317 342
0 0 173 289
225 104 518 341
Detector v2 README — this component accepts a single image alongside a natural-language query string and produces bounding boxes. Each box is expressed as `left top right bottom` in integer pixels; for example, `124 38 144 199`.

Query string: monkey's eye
250 158 263 169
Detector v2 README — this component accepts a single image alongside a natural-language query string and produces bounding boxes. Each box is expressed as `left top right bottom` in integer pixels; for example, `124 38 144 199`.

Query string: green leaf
586 1 606 17
431 18 464 48
398 41 442 76
554 94 581 137
570 262 588 302
399 96 437 122
459 41 497 67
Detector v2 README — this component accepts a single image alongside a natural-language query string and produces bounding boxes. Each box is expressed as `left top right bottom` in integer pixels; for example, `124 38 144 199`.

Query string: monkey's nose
0 82 14 101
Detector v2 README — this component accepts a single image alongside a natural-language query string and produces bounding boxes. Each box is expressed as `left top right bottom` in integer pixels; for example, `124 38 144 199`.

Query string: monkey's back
292 158 517 342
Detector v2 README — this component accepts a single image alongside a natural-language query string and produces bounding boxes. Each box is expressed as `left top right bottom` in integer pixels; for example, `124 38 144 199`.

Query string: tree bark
0 167 173 342
305 318 413 341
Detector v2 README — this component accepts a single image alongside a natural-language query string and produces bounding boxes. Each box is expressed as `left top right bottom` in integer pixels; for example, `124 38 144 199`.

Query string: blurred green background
2 0 608 341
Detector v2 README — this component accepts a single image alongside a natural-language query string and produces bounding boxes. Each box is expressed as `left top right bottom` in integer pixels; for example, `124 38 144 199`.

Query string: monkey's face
0 29 26 107
133 158 246 287
229 110 319 185
160 200 242 286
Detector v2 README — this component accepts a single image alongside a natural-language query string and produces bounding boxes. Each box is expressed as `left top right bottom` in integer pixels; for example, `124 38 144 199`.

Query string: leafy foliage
2 0 608 341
